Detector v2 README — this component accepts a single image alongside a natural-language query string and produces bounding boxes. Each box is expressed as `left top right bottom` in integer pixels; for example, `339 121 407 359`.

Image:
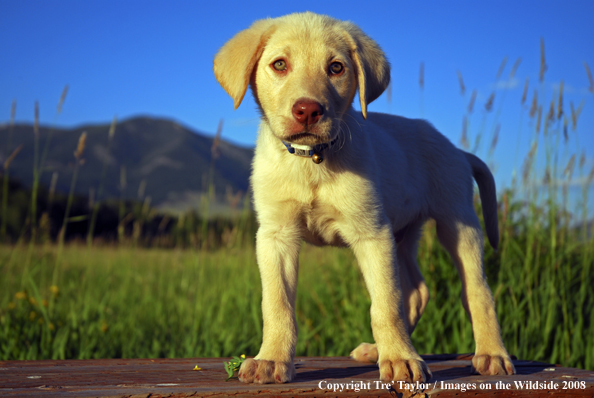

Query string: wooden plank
0 354 593 397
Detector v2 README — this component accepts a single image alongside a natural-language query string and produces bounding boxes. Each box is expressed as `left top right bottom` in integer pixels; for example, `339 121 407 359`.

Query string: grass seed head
571 100 585 131
485 92 495 112
522 141 537 184
489 124 500 155
57 85 69 114
10 100 16 126
456 70 465 95
4 144 23 170
460 116 469 149
226 187 243 211
529 89 538 118
419 62 424 90
521 78 529 105
539 37 547 82
34 101 40 138
467 90 477 113
74 131 87 160
563 115 568 143
510 57 522 79
49 172 58 202
211 119 223 159
546 99 555 125
536 106 542 134
543 168 550 185
108 116 117 142
496 56 508 79
563 154 576 181
557 81 564 120
584 61 594 93
138 179 147 199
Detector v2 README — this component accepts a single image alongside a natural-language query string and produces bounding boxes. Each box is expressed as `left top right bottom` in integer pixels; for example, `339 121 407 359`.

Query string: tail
464 152 499 251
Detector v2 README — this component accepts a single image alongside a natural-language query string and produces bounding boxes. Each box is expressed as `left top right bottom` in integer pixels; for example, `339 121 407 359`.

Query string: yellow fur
214 12 515 384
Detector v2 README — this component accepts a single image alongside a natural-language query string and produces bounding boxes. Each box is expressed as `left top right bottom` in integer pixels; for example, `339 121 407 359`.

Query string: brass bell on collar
312 153 324 164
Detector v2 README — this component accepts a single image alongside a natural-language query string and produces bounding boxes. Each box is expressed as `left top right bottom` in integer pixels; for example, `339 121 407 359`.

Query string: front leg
239 219 301 384
350 225 432 382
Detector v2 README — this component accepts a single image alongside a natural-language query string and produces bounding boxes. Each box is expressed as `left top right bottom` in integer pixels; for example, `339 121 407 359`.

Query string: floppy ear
213 20 276 109
341 23 390 119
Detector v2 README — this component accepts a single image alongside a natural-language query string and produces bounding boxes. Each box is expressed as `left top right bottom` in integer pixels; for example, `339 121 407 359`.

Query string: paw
471 354 516 375
378 357 432 383
238 358 295 384
350 342 378 363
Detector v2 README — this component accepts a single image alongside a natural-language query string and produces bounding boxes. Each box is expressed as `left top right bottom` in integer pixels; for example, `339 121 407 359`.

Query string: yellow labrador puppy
214 12 515 384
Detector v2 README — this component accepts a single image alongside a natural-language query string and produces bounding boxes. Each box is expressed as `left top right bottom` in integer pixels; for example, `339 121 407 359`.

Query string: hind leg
397 222 430 334
436 214 515 375
351 222 429 363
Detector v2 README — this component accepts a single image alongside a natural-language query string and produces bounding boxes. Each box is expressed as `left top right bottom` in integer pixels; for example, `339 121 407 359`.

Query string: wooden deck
1 354 593 397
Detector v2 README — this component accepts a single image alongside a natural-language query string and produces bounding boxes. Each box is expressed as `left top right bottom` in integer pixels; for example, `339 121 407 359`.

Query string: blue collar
281 136 339 164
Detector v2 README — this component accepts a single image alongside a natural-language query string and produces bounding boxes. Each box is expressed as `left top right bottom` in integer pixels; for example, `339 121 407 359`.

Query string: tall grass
1 101 17 241
29 86 69 242
0 201 592 369
87 116 117 247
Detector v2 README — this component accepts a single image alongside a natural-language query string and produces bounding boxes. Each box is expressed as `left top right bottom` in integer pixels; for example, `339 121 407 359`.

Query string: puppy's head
214 12 390 146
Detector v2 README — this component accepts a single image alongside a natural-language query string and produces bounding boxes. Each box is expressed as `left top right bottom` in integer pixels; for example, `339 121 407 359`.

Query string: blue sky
1 0 593 216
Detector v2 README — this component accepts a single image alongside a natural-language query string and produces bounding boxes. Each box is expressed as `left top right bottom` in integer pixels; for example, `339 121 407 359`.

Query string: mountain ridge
0 116 254 213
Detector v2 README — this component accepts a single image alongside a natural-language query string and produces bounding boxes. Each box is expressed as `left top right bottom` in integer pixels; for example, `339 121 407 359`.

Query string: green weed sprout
224 354 245 381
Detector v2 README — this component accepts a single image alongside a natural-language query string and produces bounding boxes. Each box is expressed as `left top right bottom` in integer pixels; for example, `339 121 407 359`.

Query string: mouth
284 132 327 146
286 132 317 140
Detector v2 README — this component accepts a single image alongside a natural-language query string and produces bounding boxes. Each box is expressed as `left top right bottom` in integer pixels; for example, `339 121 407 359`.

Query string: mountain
0 116 254 213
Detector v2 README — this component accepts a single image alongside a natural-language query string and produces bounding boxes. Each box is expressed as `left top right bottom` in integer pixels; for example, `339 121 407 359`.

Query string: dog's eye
329 62 343 75
272 60 287 71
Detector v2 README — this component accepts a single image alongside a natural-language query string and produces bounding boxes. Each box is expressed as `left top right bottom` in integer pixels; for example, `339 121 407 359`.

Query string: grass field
1 199 592 370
